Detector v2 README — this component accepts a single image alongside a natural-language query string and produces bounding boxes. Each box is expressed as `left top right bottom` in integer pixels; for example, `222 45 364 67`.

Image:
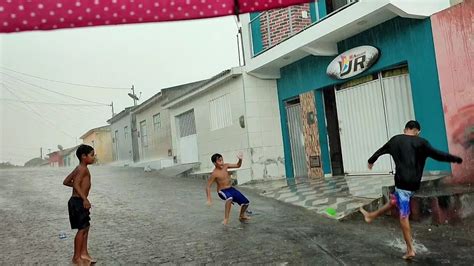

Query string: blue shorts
391 188 415 218
218 187 249 206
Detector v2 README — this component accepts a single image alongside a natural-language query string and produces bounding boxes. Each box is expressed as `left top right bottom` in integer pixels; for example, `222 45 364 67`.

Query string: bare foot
360 207 374 223
81 255 97 264
239 216 251 222
72 258 90 266
402 251 416 260
222 218 229 225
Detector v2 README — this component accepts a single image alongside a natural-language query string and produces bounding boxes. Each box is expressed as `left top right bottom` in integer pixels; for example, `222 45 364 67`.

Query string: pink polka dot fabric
238 0 311 13
0 0 311 33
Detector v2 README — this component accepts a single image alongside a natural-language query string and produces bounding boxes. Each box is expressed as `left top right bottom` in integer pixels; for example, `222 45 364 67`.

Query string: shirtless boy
63 144 96 265
206 152 250 225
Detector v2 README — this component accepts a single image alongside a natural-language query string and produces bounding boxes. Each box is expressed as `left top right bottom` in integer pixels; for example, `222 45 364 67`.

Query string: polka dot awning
0 0 311 33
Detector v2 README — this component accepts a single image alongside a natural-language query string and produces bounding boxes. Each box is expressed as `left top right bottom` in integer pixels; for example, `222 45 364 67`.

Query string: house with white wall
131 81 204 169
163 67 285 184
107 106 139 166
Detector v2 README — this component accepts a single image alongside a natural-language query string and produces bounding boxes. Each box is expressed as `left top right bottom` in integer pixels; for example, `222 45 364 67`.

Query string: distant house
47 150 62 167
62 146 79 167
80 126 113 164
131 80 202 169
107 107 139 165
24 157 49 168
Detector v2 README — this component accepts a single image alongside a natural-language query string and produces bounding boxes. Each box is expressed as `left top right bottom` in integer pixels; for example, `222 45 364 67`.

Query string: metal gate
286 102 308 177
177 110 199 163
335 73 415 174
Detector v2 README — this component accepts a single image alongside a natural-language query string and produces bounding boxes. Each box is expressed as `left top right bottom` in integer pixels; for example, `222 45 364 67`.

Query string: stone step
154 163 201 178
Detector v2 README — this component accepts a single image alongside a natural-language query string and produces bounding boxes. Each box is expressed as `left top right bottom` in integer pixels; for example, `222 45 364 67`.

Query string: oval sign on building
326 45 379 80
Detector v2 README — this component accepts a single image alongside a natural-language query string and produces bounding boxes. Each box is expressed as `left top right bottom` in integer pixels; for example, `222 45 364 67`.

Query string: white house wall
135 106 173 162
242 73 285 182
169 72 285 184
109 114 133 163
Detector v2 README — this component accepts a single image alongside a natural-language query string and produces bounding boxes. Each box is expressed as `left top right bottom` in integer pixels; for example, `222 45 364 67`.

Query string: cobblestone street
1 166 473 265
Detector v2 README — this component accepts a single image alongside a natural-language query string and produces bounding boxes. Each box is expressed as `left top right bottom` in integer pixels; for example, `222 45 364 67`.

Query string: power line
0 66 130 90
0 73 110 106
1 83 78 140
1 80 112 128
0 98 109 107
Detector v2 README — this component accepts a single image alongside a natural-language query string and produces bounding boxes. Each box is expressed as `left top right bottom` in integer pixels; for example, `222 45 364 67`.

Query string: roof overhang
162 68 242 109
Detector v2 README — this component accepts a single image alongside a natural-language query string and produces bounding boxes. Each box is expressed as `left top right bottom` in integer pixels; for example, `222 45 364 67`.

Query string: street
1 166 473 265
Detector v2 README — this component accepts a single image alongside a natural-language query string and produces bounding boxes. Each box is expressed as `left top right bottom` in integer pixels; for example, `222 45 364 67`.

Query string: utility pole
131 85 136 106
128 85 139 106
40 147 43 159
111 101 115 117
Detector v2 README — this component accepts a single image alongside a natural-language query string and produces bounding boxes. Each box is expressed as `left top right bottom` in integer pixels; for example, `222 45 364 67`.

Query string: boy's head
404 120 421 136
211 153 224 168
76 144 95 164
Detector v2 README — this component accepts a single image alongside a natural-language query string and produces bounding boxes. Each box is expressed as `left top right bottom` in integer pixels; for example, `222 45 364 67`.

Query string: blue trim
310 1 328 23
315 90 331 174
249 12 263 56
277 95 294 178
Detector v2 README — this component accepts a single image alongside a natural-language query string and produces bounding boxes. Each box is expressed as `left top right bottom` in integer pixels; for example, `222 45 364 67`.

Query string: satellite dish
58 145 64 150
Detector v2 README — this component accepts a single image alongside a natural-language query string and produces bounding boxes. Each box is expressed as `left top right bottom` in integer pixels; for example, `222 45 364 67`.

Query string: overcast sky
0 16 239 165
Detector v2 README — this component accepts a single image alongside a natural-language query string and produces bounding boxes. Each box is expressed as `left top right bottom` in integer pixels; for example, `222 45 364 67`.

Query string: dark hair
76 144 94 161
211 153 222 164
405 120 421 131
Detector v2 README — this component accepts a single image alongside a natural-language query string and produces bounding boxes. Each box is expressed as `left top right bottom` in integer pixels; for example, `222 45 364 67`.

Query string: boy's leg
239 204 250 221
360 201 395 223
73 229 87 264
400 217 416 259
223 200 232 225
81 227 96 263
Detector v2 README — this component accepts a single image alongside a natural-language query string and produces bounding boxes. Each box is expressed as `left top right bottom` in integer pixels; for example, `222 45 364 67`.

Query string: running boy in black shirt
360 120 462 260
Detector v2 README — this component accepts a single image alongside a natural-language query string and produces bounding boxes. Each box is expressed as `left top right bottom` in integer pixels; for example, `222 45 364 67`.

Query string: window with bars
209 94 233 131
177 110 197 138
139 120 148 147
153 113 161 131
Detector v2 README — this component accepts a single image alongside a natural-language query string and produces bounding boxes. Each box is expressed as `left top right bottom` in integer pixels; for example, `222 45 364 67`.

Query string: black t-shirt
368 134 462 191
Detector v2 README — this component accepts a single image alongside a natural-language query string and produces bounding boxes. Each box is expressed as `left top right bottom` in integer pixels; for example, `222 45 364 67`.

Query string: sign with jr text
326 46 379 80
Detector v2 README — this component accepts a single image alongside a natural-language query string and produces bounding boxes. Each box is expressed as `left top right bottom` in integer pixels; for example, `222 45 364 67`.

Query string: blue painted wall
310 1 327 23
250 12 264 56
277 17 450 178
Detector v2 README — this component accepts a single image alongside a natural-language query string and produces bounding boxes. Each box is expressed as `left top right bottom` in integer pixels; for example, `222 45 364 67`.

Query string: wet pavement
1 166 473 265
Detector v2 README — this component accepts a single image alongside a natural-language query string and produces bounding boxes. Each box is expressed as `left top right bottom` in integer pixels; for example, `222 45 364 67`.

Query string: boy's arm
424 141 463 163
368 142 390 169
62 167 78 187
206 175 216 205
72 167 91 209
225 152 243 169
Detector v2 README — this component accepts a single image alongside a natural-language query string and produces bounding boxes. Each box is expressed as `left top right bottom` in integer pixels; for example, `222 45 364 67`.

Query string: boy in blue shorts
360 120 462 260
206 152 250 225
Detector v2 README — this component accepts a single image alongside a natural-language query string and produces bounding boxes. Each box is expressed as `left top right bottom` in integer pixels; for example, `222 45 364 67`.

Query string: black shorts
68 197 90 230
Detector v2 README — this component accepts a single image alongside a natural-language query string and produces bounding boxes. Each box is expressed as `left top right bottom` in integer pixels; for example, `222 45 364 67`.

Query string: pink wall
431 0 473 184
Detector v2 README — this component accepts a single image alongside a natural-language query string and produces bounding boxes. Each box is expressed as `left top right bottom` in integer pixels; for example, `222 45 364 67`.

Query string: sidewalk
240 175 447 220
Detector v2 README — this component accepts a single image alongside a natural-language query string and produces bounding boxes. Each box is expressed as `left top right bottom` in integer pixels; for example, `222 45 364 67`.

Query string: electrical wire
0 72 111 106
0 66 130 90
1 83 78 140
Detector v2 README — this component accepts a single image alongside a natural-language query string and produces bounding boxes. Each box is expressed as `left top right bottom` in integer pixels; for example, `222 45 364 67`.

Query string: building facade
242 0 459 179
132 81 201 169
80 125 113 165
107 107 138 165
164 68 285 184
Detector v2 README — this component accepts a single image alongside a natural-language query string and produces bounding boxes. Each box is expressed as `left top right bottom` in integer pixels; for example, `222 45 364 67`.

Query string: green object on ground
326 208 336 216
